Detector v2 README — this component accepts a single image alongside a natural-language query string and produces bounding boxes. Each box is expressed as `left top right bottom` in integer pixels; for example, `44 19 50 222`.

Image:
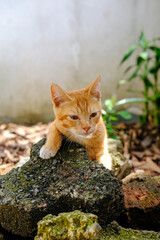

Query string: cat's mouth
80 127 97 137
77 132 93 139
73 131 93 138
81 133 91 136
79 130 94 137
70 128 96 139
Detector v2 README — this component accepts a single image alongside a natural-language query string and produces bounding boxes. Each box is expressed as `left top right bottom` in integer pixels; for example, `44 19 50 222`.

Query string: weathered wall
0 0 160 123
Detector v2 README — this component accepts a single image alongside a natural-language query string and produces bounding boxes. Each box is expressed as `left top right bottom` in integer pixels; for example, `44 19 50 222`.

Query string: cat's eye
69 115 79 120
90 112 97 118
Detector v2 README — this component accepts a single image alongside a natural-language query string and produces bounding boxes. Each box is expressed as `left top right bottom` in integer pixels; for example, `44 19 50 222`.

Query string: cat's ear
86 75 101 100
50 83 71 107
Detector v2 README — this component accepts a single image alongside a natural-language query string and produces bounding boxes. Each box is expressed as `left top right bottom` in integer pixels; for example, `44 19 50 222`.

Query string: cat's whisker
63 138 70 149
63 140 72 152
63 134 76 152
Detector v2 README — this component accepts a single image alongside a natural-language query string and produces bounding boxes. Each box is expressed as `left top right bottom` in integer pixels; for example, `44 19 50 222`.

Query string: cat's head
50 76 102 138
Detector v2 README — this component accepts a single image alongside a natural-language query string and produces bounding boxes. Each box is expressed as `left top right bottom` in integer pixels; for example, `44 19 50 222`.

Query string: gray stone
108 139 132 179
108 138 124 155
0 138 124 237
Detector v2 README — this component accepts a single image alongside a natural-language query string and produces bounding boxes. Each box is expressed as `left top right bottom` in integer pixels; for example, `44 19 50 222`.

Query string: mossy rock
100 221 160 240
35 211 160 240
0 139 124 237
35 210 101 240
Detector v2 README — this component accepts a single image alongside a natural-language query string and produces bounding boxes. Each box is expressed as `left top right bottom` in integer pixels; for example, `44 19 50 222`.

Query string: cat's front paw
99 153 112 170
39 145 56 159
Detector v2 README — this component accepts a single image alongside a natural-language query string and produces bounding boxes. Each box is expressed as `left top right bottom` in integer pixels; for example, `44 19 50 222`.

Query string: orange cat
40 76 112 169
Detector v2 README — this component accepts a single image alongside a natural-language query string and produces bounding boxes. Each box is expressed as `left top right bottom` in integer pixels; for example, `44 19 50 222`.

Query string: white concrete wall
0 0 160 123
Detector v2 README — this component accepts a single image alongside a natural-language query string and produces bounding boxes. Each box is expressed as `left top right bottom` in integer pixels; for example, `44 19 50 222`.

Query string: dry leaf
145 158 160 174
132 151 145 159
152 144 160 155
4 149 13 161
141 136 152 148
144 149 153 156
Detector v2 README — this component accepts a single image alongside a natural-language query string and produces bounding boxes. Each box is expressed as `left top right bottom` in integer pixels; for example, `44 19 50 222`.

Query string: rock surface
35 210 160 240
119 171 160 231
0 232 4 240
0 138 124 237
108 139 132 179
35 210 101 240
100 221 160 240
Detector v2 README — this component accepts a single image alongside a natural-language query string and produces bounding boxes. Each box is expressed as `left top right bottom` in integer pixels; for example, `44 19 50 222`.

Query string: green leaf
120 45 137 64
111 95 116 106
110 116 119 121
115 97 148 107
106 122 113 128
102 109 106 115
149 46 160 55
149 93 160 101
139 51 149 60
109 134 119 140
104 99 113 110
138 31 148 49
141 68 150 79
106 127 116 134
117 79 128 88
143 78 153 89
155 93 160 99
137 56 144 65
108 109 116 115
150 63 160 74
116 111 132 120
127 65 141 81
105 122 116 134
124 65 135 74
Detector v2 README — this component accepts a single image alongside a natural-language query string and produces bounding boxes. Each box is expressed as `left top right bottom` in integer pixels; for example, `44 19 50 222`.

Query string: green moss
142 191 160 207
99 222 160 240
35 214 160 240
35 210 101 240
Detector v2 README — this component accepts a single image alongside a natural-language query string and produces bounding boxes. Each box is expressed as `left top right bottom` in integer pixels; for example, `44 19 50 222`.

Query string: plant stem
143 61 149 123
153 72 159 126
144 87 149 123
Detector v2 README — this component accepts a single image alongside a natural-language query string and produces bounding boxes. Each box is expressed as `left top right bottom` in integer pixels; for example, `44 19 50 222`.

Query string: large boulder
0 139 124 237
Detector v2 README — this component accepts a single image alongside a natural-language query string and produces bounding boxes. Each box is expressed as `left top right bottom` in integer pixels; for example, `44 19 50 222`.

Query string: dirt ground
0 122 159 176
116 123 160 176
0 123 48 175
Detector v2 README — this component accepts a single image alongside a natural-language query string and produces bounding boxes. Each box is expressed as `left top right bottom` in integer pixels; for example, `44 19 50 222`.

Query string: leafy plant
102 96 147 139
119 31 160 126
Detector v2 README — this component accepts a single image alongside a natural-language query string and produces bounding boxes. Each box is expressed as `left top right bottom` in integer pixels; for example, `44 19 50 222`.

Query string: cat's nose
83 126 91 133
